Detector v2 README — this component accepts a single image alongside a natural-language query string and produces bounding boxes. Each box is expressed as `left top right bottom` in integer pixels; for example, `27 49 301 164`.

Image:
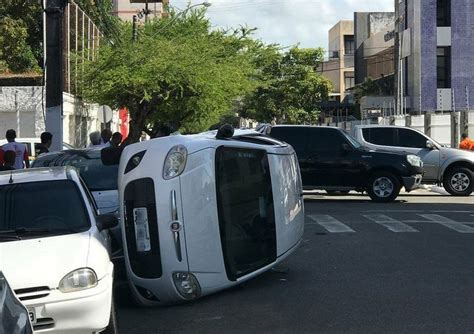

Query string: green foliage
80 9 261 141
0 0 42 73
240 47 332 124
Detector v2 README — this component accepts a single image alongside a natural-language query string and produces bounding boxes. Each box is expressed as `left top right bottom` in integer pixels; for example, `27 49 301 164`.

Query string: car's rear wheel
443 167 473 196
367 172 400 203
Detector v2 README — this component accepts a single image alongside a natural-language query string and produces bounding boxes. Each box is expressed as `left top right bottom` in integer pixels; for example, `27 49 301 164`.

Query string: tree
0 0 42 73
80 9 261 142
240 47 332 124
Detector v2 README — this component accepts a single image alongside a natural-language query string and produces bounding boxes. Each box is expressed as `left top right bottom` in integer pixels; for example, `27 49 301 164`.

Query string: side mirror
96 214 119 231
426 140 435 150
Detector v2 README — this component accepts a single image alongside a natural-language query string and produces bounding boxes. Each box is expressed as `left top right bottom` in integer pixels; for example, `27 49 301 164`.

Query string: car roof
34 147 103 160
0 166 79 186
270 125 344 131
126 130 289 155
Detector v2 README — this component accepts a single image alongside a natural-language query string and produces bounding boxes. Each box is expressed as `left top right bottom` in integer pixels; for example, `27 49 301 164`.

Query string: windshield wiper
0 227 82 238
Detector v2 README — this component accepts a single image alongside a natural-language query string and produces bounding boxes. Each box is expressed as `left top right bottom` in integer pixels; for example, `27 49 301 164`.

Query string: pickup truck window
397 128 427 148
269 127 307 156
362 128 396 146
307 128 347 152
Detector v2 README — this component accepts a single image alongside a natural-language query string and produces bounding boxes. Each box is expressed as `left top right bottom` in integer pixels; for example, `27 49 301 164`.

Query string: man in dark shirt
35 132 53 156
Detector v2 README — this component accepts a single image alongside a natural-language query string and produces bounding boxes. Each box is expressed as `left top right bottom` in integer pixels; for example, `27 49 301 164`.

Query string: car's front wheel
443 167 473 196
367 171 400 203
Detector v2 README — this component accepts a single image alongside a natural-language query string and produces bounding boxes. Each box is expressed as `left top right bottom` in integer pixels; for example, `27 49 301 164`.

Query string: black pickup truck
263 125 424 202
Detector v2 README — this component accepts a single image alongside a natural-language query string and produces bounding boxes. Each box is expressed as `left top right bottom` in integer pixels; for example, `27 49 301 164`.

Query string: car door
304 128 356 188
395 128 440 181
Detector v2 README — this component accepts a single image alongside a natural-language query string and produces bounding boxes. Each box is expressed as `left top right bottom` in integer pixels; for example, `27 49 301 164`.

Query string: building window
344 72 355 91
344 35 354 55
437 0 451 27
437 47 451 88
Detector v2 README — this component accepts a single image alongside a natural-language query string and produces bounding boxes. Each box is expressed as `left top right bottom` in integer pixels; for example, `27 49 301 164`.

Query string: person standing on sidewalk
1 130 29 169
459 133 474 151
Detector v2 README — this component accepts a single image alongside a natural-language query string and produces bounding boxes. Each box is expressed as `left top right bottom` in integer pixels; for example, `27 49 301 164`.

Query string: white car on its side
0 167 118 333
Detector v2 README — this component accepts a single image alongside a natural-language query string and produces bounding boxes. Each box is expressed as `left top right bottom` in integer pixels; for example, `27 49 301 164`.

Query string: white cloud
171 0 393 48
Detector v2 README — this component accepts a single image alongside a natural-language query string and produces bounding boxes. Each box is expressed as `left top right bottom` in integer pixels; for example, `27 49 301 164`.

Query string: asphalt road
116 191 474 334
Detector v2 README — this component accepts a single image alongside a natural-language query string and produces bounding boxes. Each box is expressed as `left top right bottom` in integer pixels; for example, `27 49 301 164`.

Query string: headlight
407 154 423 167
163 145 187 180
172 272 201 300
59 268 98 293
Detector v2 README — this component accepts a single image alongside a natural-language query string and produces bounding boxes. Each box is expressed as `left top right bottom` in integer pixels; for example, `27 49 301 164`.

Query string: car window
362 128 397 146
33 152 118 191
19 142 32 155
269 127 307 157
307 128 348 152
397 128 428 148
0 180 90 239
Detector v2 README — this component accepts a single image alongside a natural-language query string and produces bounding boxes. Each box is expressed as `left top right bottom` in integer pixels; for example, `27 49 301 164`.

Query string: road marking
308 215 355 233
418 214 474 233
363 214 419 232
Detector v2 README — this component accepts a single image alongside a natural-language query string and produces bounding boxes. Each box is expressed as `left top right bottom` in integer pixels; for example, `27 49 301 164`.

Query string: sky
170 0 394 50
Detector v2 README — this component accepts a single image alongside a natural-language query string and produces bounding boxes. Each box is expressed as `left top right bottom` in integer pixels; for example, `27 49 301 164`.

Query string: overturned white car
118 127 305 305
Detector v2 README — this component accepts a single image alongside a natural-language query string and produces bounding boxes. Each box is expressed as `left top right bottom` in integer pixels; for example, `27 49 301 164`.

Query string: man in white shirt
1 129 30 169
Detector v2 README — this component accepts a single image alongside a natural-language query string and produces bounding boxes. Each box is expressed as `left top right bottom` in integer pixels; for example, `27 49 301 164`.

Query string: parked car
0 138 75 162
117 127 304 305
352 125 474 196
0 167 118 333
264 125 424 202
31 148 122 256
0 271 33 334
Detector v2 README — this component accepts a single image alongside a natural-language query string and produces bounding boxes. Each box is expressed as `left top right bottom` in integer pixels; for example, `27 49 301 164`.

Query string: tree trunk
124 105 147 144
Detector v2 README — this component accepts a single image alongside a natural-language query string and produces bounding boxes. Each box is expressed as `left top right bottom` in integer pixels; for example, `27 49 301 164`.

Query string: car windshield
342 130 363 149
32 151 118 191
0 180 90 241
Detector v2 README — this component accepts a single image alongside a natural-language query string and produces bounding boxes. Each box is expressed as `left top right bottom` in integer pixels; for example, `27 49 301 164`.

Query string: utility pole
45 0 67 151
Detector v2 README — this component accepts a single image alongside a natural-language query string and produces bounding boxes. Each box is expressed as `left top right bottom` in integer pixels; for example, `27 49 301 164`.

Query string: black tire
102 296 118 334
442 167 473 196
367 171 400 203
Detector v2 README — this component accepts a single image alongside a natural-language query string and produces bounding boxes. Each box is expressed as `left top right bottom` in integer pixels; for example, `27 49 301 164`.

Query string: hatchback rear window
33 152 118 191
0 180 90 239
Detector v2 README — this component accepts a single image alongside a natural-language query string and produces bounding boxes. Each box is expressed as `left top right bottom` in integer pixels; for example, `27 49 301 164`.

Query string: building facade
399 0 474 113
354 12 396 115
318 20 355 117
112 0 169 21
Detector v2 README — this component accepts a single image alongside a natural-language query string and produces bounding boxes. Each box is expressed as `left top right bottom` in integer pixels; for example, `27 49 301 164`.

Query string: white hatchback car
0 167 118 333
118 128 304 306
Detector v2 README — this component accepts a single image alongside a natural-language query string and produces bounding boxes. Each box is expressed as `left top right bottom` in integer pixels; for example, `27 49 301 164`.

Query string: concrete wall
0 87 119 147
112 0 167 21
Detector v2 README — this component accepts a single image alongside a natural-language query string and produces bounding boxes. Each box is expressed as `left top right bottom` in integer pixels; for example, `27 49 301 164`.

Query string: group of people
89 129 123 148
0 129 53 171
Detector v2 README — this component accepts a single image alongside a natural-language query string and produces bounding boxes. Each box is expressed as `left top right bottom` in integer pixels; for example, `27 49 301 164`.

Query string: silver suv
352 125 474 196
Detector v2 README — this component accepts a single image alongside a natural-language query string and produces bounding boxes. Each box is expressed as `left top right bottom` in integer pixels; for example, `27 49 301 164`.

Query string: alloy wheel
373 177 394 198
450 172 471 192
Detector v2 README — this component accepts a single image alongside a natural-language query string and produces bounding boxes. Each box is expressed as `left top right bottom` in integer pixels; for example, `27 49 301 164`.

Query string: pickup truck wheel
443 167 473 196
367 172 400 203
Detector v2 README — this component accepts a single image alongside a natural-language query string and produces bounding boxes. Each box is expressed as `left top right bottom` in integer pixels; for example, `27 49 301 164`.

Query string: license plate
133 208 151 252
27 308 37 325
